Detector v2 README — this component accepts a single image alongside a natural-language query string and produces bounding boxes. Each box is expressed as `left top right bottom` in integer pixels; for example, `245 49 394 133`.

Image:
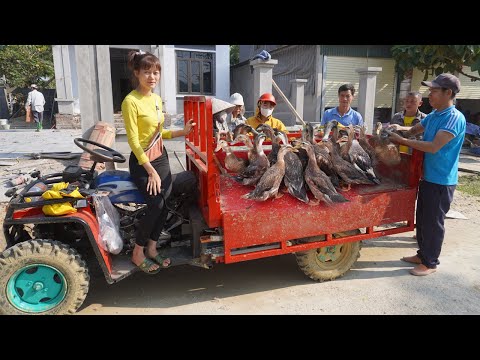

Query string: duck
234 133 270 186
233 124 258 140
232 134 255 162
256 124 282 166
321 121 374 190
214 139 248 174
298 141 348 205
343 125 381 184
372 122 402 166
294 124 310 171
304 123 340 188
242 145 292 201
282 140 309 204
354 125 377 164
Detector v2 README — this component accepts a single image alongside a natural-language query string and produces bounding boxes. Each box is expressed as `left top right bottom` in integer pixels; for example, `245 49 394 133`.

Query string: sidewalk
0 122 188 171
0 129 83 156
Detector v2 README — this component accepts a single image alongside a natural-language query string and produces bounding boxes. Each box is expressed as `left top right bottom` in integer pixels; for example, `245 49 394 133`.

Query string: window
176 51 214 94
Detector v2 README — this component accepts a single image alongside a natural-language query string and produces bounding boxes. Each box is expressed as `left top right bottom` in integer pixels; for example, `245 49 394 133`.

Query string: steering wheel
74 138 126 163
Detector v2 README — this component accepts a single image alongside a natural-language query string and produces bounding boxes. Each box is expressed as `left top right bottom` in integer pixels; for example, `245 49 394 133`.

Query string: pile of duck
214 120 402 206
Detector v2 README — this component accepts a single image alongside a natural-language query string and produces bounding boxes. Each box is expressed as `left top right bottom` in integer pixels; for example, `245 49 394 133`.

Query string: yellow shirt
403 116 415 126
399 116 415 153
246 112 288 133
121 90 172 165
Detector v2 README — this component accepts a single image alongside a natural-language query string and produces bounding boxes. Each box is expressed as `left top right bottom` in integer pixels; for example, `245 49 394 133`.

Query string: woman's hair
127 50 161 88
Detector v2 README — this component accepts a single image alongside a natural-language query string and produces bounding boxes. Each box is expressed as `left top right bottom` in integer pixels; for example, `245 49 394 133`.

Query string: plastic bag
92 192 123 255
42 182 84 216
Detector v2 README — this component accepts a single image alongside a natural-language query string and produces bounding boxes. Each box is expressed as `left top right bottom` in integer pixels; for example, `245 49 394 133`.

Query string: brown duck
341 125 380 184
242 145 292 201
256 124 282 166
214 139 248 174
233 124 258 140
299 141 348 205
304 123 340 188
281 139 309 204
372 122 401 166
322 121 374 190
354 125 376 164
234 133 270 186
232 134 255 162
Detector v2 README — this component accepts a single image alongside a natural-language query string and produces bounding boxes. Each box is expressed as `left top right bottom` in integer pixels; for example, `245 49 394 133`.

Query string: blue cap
252 50 272 61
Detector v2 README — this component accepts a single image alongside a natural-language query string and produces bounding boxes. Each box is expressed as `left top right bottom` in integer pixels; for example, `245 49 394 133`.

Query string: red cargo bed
184 96 423 264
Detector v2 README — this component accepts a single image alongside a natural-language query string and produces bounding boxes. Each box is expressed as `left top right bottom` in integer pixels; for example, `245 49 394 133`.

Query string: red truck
0 96 422 314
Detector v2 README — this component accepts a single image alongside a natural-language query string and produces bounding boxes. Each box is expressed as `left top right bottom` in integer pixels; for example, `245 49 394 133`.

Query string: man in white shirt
26 84 46 131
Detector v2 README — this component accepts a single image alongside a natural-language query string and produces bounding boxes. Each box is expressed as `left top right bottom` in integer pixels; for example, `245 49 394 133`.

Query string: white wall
324 56 395 109
412 67 480 100
68 45 78 99
56 44 229 117
161 45 177 114
215 45 230 101
174 45 230 114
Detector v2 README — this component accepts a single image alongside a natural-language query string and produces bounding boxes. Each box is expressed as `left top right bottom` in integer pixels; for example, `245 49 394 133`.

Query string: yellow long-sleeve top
246 108 288 133
121 90 172 165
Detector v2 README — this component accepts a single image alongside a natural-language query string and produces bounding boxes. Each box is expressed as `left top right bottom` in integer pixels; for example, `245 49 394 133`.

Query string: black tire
295 230 362 282
0 240 90 315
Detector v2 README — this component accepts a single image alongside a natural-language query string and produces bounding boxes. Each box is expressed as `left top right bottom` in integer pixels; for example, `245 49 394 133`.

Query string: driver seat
94 170 146 204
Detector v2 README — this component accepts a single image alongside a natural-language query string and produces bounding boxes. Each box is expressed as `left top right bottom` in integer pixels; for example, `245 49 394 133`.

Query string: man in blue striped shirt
388 73 466 276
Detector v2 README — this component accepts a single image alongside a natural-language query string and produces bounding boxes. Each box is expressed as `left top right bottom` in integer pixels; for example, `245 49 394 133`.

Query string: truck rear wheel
0 240 90 315
295 230 361 282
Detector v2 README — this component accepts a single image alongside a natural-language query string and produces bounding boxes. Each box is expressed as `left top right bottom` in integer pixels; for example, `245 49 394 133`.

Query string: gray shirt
390 109 427 127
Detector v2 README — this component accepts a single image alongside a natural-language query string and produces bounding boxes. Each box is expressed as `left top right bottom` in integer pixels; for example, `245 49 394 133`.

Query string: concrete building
52 45 230 132
233 45 480 126
233 45 395 127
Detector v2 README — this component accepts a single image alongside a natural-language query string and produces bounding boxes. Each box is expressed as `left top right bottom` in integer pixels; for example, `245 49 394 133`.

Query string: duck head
214 139 229 153
232 134 253 148
273 129 289 145
322 120 339 142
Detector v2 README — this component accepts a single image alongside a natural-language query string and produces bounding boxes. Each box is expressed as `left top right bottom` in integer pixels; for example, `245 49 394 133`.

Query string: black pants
32 111 43 125
129 148 197 246
415 180 456 269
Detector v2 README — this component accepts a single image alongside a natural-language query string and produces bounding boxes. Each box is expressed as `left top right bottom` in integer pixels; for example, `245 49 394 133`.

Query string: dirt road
1 161 479 315
72 190 480 315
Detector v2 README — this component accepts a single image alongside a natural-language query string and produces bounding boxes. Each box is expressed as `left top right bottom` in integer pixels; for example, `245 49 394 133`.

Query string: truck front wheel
0 240 90 315
295 233 361 282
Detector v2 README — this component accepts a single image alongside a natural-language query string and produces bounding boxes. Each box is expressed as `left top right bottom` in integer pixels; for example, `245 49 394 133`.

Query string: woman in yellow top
246 93 287 132
121 50 196 274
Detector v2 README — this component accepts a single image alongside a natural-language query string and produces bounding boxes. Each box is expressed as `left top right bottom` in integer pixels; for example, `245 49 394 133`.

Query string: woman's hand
183 119 196 135
146 170 162 196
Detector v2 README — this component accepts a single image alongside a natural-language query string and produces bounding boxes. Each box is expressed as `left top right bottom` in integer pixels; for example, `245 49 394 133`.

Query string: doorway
110 48 137 113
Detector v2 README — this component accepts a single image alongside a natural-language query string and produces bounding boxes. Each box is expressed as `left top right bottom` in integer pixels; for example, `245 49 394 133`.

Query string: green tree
391 45 480 81
230 45 239 66
0 45 55 88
